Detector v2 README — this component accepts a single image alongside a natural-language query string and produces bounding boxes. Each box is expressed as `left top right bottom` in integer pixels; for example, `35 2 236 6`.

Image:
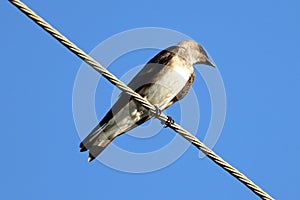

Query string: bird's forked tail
79 123 114 162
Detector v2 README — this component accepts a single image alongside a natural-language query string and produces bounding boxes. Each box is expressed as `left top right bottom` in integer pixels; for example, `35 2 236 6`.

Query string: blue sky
1 0 300 199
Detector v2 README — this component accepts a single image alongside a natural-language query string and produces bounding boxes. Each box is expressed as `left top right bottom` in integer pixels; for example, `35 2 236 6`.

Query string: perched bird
80 40 215 162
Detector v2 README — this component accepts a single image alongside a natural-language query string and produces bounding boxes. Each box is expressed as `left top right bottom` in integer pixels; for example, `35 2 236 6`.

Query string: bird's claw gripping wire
164 116 175 128
149 105 174 128
150 104 162 118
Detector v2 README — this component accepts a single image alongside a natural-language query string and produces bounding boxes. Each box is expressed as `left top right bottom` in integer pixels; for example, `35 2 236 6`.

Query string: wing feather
99 46 180 127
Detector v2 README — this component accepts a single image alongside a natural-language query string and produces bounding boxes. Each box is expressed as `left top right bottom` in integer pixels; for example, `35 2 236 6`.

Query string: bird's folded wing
99 46 180 127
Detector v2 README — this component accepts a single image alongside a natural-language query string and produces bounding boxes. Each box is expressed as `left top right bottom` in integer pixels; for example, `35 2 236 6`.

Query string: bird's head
177 40 216 67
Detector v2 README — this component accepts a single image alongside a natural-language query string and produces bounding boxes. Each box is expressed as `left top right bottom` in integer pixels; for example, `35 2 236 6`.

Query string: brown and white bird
80 40 215 162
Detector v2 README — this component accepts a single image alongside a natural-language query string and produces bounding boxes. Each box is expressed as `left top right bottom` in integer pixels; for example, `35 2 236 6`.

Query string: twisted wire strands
8 1 274 199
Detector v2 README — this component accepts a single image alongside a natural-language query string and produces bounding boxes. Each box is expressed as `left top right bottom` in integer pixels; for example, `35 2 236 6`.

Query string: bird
80 40 215 162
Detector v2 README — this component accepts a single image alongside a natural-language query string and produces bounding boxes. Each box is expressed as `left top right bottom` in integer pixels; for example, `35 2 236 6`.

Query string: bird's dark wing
98 46 180 127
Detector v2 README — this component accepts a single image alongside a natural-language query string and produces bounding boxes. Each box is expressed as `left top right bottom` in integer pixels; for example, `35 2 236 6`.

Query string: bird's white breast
144 60 194 109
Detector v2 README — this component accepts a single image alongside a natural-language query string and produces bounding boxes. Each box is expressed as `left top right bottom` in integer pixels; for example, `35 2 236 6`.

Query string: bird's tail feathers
79 123 114 162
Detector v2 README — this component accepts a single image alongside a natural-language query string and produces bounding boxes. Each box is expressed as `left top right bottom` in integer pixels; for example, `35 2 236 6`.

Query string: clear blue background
1 0 299 199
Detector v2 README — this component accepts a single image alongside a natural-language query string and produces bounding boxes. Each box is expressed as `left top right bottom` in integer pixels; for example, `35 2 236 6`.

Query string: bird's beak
205 57 216 68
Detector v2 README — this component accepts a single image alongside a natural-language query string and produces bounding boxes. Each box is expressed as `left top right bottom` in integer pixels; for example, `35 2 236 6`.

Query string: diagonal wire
8 1 274 199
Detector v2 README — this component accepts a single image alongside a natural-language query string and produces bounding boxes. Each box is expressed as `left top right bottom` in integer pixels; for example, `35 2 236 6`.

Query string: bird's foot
149 105 174 127
164 116 175 128
150 104 162 118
